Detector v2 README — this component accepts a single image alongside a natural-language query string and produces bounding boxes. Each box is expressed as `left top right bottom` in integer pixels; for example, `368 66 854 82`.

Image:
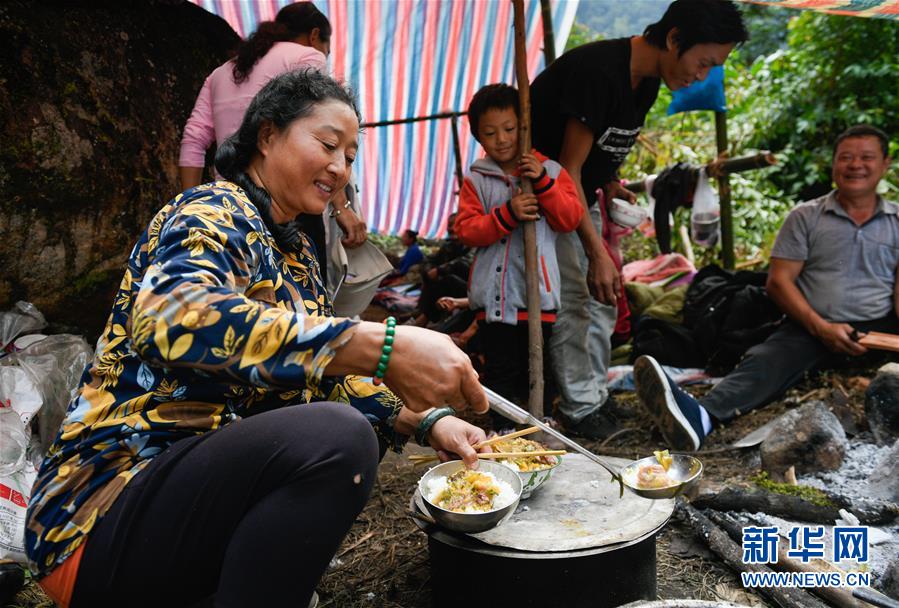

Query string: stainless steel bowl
620 453 703 500
418 460 522 533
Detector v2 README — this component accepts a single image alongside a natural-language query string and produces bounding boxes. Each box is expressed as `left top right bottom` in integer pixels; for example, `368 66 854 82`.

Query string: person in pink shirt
180 2 330 189
179 2 367 269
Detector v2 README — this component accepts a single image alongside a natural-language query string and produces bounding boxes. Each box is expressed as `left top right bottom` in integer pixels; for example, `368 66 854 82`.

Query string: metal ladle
484 386 702 500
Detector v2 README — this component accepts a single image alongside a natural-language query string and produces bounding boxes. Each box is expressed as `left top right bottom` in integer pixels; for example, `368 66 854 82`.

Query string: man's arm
767 257 866 355
558 117 620 305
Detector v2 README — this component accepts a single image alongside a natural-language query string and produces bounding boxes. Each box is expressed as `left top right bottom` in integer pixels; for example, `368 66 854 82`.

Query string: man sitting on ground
634 124 898 451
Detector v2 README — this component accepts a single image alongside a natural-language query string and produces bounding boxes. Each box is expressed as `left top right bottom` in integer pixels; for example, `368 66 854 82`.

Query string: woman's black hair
644 0 748 56
215 69 360 251
467 83 520 140
232 2 332 84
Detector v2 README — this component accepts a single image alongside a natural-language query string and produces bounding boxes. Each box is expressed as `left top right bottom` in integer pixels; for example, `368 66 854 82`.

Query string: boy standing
455 84 583 418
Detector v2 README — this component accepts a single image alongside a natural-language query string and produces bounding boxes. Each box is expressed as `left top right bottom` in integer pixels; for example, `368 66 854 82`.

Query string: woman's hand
428 416 489 469
384 326 488 414
335 207 368 249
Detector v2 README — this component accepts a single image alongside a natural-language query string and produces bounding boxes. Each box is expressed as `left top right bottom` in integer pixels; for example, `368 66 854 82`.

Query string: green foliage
744 11 899 201
564 20 601 52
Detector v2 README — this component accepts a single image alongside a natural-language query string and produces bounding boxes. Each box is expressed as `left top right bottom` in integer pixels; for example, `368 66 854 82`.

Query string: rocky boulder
760 401 847 479
0 1 239 341
865 363 899 445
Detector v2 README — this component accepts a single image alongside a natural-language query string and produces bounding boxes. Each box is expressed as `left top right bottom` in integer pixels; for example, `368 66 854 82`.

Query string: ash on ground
757 435 899 588
800 434 892 500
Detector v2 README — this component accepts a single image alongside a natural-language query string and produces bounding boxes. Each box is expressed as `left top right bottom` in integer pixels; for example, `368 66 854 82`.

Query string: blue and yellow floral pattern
25 181 404 576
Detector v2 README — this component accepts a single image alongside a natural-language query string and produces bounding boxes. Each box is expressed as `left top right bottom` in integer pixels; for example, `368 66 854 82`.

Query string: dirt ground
8 364 877 608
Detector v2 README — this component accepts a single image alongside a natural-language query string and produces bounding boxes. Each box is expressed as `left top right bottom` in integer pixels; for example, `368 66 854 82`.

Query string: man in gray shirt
633 125 898 451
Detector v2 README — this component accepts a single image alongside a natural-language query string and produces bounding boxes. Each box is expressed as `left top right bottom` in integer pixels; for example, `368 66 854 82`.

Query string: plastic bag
690 168 720 248
0 409 28 478
0 302 46 352
2 334 92 454
0 450 37 563
667 65 726 115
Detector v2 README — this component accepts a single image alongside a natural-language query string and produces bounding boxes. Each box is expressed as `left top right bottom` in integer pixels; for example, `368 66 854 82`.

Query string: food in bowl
426 469 517 513
492 437 558 472
635 463 675 489
633 449 676 489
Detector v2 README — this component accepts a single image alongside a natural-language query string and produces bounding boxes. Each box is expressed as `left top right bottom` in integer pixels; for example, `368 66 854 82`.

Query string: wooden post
539 0 556 66
715 111 735 270
450 113 464 194
512 0 543 420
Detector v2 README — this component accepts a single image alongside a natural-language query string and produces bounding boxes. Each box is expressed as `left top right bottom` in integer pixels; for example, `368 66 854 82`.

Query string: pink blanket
623 253 696 285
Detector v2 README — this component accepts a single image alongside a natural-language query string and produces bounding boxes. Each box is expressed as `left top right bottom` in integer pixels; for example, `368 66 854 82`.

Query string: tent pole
715 111 735 270
512 0 544 421
540 0 556 65
450 114 464 194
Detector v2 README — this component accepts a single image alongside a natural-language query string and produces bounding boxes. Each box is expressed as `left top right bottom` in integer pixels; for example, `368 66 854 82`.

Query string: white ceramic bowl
609 198 648 228
501 456 561 499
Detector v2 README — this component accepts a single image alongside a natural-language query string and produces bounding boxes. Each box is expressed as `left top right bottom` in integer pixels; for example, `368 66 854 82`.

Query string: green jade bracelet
372 316 396 386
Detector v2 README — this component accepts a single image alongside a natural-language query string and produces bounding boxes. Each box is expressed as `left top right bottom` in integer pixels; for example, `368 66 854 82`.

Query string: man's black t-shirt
530 38 661 206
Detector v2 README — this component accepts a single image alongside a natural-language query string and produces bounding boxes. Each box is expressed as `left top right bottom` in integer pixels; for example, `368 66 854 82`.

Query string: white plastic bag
0 453 37 563
2 334 92 454
0 302 46 352
690 168 720 247
325 177 392 317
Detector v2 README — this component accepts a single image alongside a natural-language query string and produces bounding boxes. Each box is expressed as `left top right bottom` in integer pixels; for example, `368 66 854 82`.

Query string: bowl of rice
492 437 561 499
418 460 522 533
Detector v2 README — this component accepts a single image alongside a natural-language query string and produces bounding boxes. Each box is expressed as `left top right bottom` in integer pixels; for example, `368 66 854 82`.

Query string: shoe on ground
561 407 621 441
633 355 706 451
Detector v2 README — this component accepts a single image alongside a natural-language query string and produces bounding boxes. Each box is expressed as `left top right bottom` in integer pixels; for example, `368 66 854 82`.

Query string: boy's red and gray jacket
454 151 582 325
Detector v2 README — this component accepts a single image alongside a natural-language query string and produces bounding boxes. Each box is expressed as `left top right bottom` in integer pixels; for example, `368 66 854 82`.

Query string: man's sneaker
562 406 621 441
634 355 706 451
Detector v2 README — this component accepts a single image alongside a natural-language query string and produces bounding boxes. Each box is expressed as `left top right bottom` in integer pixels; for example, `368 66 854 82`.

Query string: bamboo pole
715 111 735 269
512 0 543 421
450 114 464 193
539 0 556 66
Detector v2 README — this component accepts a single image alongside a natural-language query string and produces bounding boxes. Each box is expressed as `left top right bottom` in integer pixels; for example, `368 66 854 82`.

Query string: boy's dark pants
480 320 556 420
701 314 899 422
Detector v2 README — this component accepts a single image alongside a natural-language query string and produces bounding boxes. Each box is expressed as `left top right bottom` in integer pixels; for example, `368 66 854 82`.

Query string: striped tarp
738 0 899 19
190 0 579 236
